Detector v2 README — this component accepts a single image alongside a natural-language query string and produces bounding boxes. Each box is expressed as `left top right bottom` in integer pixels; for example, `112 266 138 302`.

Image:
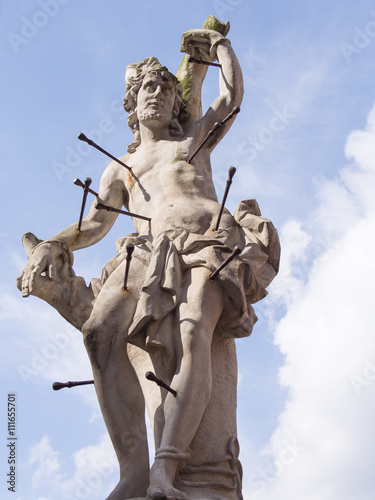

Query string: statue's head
123 57 186 153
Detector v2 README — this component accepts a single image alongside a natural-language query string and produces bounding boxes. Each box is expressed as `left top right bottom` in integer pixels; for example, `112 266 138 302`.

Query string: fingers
182 30 225 64
21 260 38 297
49 262 56 281
21 269 31 297
187 42 210 59
181 30 209 53
28 258 48 295
181 29 224 50
21 255 57 297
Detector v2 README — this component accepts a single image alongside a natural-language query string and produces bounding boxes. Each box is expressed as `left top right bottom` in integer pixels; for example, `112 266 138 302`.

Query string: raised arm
180 28 244 149
176 16 230 125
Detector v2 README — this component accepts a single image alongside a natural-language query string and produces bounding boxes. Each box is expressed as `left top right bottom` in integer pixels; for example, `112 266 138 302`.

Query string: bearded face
124 59 185 153
136 71 176 126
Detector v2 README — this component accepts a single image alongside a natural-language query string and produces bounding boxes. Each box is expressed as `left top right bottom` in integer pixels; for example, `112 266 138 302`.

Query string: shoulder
99 157 129 190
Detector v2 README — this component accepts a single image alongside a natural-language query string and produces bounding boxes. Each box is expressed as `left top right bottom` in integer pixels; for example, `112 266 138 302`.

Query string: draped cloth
101 199 280 359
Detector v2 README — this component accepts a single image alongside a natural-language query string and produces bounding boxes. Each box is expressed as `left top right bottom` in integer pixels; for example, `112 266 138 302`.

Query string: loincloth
100 199 280 359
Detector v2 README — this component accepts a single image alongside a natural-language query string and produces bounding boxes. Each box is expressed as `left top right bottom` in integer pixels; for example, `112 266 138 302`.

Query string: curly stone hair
123 57 187 153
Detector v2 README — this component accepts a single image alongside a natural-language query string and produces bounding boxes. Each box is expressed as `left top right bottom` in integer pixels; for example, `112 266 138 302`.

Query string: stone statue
17 17 280 500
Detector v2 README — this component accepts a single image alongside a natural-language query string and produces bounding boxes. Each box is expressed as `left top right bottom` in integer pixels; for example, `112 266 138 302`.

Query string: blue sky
1 1 375 499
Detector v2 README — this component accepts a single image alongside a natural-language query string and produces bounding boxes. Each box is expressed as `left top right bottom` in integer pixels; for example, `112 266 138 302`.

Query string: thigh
178 266 224 329
176 266 224 363
87 252 147 334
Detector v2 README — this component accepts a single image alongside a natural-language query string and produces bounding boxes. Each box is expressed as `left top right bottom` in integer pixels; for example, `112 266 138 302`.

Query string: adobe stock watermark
63 453 118 500
52 119 115 183
52 96 126 183
17 324 77 385
7 0 72 54
213 160 240 191
213 0 243 18
237 105 296 163
340 11 375 63
350 358 375 396
247 439 306 495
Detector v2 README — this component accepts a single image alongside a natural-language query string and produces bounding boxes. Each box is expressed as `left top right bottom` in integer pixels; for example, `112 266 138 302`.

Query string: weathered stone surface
17 17 280 500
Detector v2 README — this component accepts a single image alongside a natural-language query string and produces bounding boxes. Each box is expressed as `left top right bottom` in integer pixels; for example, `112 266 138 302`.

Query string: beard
138 108 171 124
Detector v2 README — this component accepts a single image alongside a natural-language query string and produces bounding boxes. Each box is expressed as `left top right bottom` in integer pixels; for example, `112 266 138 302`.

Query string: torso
119 136 235 238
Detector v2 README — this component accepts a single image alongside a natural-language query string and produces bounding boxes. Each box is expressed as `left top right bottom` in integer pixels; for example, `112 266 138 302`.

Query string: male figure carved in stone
18 22 280 500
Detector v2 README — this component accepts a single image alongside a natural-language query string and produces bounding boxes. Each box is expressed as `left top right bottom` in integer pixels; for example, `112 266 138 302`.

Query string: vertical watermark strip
6 393 17 492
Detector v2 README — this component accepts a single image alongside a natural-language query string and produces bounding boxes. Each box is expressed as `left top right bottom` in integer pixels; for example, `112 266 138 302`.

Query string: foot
147 461 186 500
147 484 186 500
106 477 147 500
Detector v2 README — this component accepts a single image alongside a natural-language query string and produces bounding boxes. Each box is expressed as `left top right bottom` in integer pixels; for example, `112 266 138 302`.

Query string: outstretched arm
54 162 126 250
20 162 127 297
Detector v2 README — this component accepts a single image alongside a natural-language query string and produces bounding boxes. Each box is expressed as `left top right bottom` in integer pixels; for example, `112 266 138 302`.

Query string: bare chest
122 140 219 235
125 138 212 199
127 139 191 178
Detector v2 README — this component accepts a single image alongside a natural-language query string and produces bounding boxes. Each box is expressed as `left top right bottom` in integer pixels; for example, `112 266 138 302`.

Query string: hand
20 243 57 297
181 29 227 62
18 240 73 298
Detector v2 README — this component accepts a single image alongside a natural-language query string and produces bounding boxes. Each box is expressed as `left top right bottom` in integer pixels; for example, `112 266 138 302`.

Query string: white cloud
345 105 375 172
0 288 93 383
245 103 375 500
270 219 311 307
29 433 119 500
29 436 62 490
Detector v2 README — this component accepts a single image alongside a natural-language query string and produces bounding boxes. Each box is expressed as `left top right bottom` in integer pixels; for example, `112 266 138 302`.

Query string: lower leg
148 341 212 499
86 335 150 499
82 260 149 498
148 268 223 498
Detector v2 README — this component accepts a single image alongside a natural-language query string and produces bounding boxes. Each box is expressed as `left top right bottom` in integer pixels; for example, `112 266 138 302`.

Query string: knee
82 317 108 357
82 318 97 355
83 319 119 373
180 320 213 361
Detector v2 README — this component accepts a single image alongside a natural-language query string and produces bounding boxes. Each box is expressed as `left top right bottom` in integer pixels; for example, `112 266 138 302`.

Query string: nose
153 85 163 98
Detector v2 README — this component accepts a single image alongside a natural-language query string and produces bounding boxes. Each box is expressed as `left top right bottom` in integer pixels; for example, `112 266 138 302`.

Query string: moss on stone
176 15 230 118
